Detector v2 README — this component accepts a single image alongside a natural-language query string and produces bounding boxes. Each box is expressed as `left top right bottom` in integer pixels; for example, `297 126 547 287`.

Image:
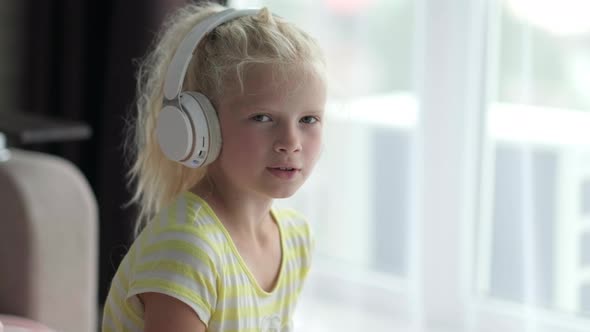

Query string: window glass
479 0 590 318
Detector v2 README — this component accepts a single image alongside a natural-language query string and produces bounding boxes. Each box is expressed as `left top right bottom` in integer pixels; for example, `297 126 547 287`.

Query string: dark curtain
19 0 227 306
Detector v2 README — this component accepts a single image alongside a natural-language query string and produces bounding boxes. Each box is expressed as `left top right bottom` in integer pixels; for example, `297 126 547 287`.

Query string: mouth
270 167 298 171
267 166 301 179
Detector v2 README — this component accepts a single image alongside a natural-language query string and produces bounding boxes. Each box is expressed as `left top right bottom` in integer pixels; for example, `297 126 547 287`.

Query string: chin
272 191 297 199
268 186 300 199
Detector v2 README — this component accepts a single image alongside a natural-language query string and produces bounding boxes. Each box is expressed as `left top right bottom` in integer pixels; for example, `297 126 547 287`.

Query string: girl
101 2 326 332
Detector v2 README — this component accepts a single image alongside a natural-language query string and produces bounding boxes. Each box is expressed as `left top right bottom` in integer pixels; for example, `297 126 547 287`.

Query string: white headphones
156 8 258 168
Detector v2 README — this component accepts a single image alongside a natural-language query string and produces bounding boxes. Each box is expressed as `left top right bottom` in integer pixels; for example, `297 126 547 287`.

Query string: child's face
211 64 326 199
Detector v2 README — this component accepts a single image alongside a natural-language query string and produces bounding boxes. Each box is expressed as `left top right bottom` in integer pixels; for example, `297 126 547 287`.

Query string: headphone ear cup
156 104 195 163
186 92 222 165
156 91 221 168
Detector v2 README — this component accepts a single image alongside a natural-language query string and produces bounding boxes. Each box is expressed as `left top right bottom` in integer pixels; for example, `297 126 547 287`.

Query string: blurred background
1 0 590 331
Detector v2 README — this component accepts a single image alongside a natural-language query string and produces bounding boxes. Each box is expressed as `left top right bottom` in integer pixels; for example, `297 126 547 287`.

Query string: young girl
101 3 326 332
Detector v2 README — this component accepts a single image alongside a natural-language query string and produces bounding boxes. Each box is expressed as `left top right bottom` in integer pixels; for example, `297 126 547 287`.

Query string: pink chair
0 314 55 332
0 133 99 332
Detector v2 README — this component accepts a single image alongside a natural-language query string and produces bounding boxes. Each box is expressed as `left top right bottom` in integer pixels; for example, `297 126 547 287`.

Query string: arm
140 292 207 332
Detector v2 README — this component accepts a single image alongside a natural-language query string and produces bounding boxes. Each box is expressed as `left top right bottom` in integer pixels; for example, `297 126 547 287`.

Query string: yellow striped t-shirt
101 191 314 332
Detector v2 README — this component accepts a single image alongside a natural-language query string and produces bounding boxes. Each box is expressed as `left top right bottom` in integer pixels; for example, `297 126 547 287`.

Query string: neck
191 173 274 239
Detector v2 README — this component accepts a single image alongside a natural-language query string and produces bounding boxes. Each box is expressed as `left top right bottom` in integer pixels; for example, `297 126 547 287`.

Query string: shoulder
274 208 312 234
272 208 309 228
154 191 219 229
115 193 223 327
137 192 226 263
273 208 315 253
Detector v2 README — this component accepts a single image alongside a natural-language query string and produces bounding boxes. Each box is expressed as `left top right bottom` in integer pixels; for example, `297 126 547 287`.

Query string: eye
300 116 319 124
251 114 272 122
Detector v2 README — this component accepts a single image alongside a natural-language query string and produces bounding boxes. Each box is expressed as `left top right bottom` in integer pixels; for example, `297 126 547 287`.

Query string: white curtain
232 0 590 331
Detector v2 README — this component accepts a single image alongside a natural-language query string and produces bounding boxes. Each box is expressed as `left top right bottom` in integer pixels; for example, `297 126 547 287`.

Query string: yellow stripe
288 245 309 262
186 202 198 224
140 239 218 267
148 223 223 257
280 222 307 236
274 209 302 220
196 206 212 220
135 260 216 297
148 225 224 260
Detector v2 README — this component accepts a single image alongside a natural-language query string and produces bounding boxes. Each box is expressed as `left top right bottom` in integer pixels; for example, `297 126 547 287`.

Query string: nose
274 123 302 153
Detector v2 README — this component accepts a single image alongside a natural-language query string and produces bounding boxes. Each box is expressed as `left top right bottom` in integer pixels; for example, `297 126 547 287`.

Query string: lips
267 166 300 179
268 165 301 171
274 167 295 171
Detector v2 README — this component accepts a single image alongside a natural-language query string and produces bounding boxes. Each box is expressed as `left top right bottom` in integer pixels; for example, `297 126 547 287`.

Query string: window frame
416 0 590 330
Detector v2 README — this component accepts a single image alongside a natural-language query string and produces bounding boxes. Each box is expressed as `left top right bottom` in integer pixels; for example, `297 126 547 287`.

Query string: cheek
305 130 324 160
220 127 265 160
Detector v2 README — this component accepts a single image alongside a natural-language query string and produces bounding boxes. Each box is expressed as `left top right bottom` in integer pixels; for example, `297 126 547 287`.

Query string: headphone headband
163 8 259 101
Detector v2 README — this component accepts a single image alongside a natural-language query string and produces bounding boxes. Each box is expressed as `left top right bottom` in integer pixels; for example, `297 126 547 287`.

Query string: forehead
222 63 326 107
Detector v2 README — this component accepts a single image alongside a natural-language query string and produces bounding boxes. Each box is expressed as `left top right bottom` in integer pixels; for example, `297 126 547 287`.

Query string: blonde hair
126 3 326 236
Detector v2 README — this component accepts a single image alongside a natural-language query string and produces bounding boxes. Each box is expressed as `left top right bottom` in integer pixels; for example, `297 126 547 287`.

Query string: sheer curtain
231 0 590 331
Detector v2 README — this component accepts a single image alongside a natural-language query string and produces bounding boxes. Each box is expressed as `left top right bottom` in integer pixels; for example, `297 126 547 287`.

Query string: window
477 0 590 321
231 0 590 331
